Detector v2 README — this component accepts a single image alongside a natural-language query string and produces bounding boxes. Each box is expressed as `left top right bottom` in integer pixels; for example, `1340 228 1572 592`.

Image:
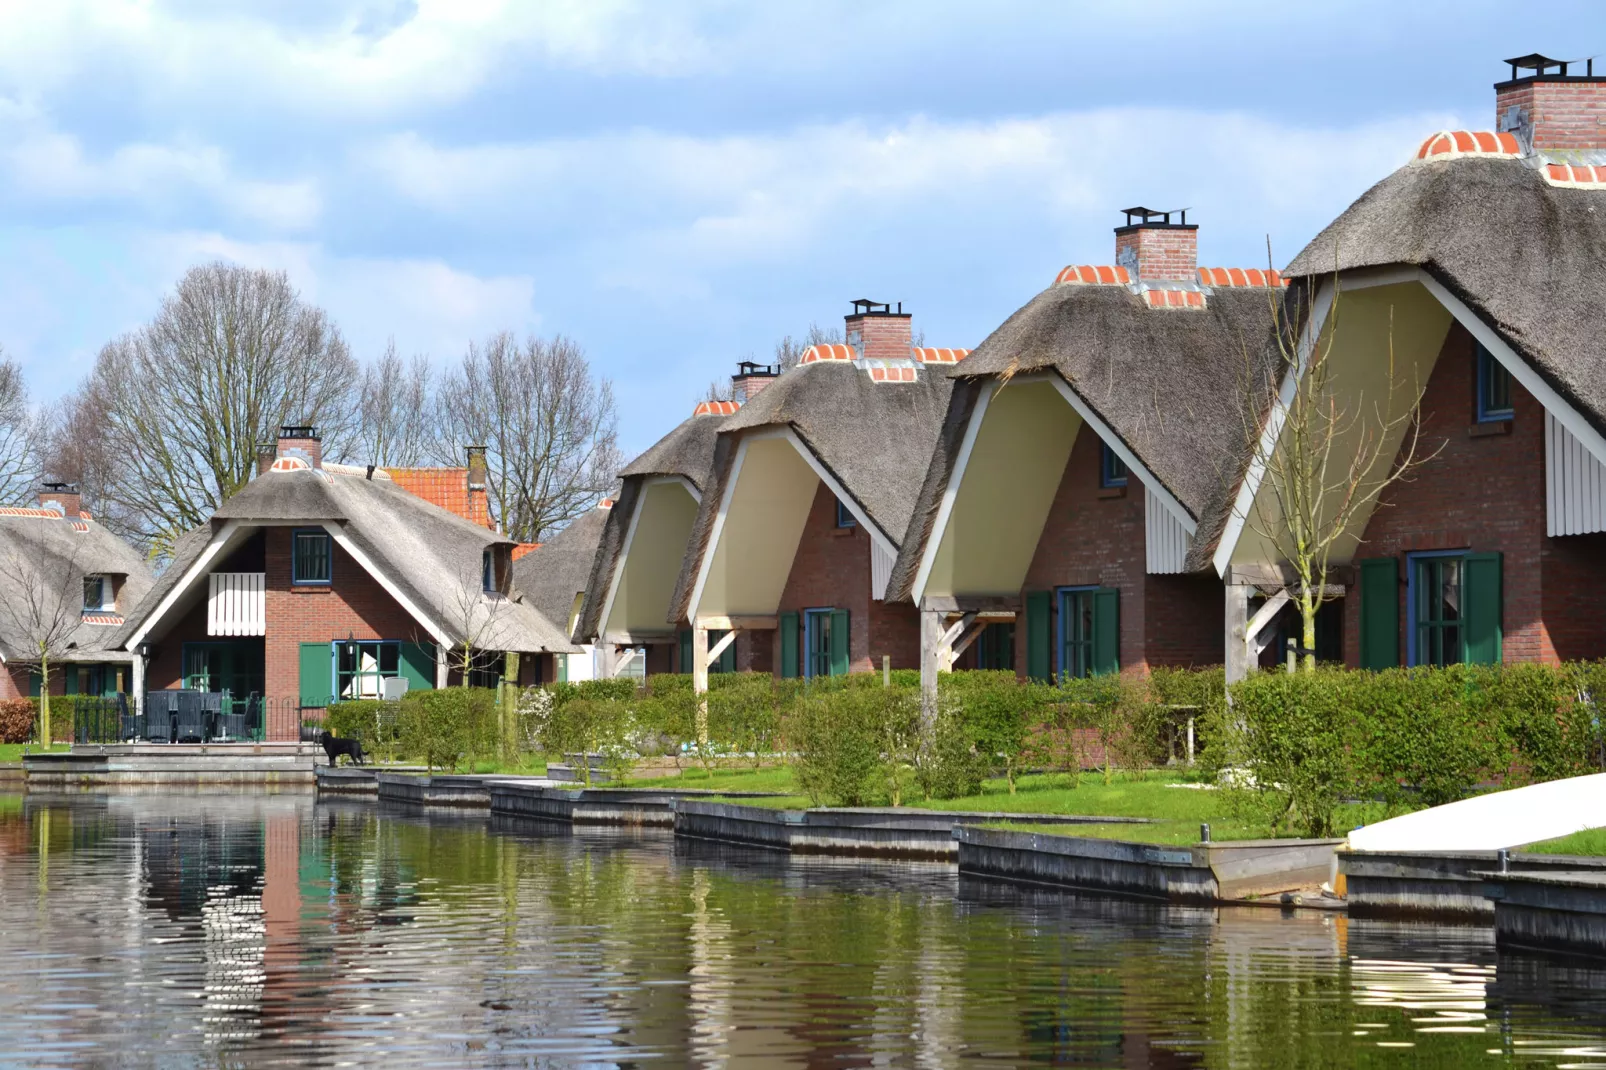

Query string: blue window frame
1476 341 1513 422
803 608 834 679
291 528 332 585
1100 442 1128 488
482 548 495 592
1407 550 1466 667
336 639 401 700
1056 586 1097 680
835 498 857 528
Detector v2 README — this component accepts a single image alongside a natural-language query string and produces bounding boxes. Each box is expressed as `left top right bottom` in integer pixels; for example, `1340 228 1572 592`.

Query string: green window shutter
64 667 79 696
712 630 736 673
298 642 332 708
557 653 569 683
1463 552 1503 665
829 609 851 676
679 629 692 674
1091 587 1120 676
1359 557 1400 670
398 642 436 692
1025 591 1051 682
780 613 800 678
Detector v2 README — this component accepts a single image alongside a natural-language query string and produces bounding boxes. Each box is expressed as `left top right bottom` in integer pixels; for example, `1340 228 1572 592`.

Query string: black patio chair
217 693 252 742
173 691 207 743
144 691 178 742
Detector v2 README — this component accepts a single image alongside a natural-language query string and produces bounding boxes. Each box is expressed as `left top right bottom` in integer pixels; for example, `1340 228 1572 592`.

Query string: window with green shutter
1025 591 1051 682
1056 586 1119 679
1359 557 1399 669
398 642 436 692
679 628 692 673
1091 588 1119 676
828 609 850 676
1463 552 1503 665
780 612 800 678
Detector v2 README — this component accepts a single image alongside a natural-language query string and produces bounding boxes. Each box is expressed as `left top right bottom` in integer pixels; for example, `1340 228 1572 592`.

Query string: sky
0 1 1599 456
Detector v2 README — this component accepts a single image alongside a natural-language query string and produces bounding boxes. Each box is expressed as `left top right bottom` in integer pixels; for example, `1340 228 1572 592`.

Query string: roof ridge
1197 267 1287 288
693 399 741 417
1414 129 1522 162
1054 264 1131 286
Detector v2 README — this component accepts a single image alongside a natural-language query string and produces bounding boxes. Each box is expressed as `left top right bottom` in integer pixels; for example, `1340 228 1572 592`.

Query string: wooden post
691 623 710 747
919 608 943 731
131 655 145 718
435 643 449 690
596 641 618 679
1224 583 1252 685
883 655 890 687
503 651 520 762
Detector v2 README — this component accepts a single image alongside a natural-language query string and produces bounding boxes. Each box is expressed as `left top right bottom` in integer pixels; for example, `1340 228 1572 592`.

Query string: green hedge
1223 663 1606 837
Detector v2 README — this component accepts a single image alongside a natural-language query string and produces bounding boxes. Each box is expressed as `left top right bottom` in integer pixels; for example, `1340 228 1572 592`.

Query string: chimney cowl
465 445 488 491
731 360 780 403
276 425 323 469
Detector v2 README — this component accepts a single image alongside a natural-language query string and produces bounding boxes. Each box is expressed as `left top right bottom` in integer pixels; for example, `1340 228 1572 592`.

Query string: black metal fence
74 691 274 744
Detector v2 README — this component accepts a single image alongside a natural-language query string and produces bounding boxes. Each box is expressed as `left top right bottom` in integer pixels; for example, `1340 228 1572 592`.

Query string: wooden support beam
691 623 710 746
695 615 778 632
707 629 737 663
919 609 943 730
949 619 990 661
920 594 1020 614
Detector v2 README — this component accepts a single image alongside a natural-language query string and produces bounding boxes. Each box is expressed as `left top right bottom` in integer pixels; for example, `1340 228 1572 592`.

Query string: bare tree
775 323 844 371
355 339 433 466
0 353 39 507
0 537 85 746
54 263 359 558
434 333 621 543
1236 271 1441 670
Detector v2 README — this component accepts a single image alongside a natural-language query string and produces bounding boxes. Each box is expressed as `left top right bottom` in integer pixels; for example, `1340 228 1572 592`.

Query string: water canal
4 793 1606 1067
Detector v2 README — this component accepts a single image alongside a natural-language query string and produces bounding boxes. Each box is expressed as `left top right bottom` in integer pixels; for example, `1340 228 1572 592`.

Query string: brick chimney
464 445 492 528
255 441 277 477
38 482 82 518
844 299 912 362
277 425 322 469
1496 54 1606 152
1114 207 1198 282
732 360 779 402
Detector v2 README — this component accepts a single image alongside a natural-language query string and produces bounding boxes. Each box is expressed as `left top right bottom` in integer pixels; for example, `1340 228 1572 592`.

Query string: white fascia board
592 475 694 644
1211 278 1336 577
773 426 899 561
123 520 241 650
324 525 452 648
911 379 997 606
686 436 749 624
1041 373 1197 536
1415 270 1606 465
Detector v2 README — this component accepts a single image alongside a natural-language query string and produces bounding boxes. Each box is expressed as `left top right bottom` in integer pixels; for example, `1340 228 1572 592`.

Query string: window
337 640 400 700
976 622 1015 671
1100 442 1128 488
1058 588 1096 679
804 609 835 679
482 548 495 592
292 529 332 585
83 575 107 612
1410 553 1463 667
1476 341 1513 422
835 498 857 528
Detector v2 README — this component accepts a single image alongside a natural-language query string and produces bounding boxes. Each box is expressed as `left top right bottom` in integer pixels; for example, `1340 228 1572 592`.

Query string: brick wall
1343 322 1606 666
1115 226 1198 282
1017 429 1149 672
1143 573 1224 667
1497 80 1606 150
844 312 912 362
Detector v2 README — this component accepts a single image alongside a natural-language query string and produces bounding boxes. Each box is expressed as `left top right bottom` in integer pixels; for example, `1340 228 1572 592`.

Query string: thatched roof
0 510 153 663
125 466 577 654
1286 154 1606 436
887 282 1282 597
670 359 954 621
511 501 610 640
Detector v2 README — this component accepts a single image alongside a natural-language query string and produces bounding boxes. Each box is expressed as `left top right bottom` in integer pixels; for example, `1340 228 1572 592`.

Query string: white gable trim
911 379 997 605
123 520 243 650
1211 278 1336 576
595 475 699 642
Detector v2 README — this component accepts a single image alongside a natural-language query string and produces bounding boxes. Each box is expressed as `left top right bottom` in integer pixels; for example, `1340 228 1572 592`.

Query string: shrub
788 686 886 807
912 698 988 801
709 672 782 768
1223 669 1357 837
0 699 32 744
960 675 1041 793
398 688 498 771
326 700 399 761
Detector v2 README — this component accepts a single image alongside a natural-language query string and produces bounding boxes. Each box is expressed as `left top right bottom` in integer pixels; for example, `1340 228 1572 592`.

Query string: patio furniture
215 693 253 742
173 691 207 743
144 691 178 742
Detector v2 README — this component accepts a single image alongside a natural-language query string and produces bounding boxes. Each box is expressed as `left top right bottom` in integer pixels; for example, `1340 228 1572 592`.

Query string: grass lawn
1522 828 1606 856
0 744 69 763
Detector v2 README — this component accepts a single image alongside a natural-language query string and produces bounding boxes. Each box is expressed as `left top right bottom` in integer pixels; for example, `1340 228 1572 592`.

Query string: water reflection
4 793 1606 1066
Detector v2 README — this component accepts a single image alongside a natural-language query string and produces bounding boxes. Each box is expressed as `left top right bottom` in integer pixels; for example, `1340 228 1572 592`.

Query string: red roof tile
511 542 541 561
800 343 857 363
693 400 741 416
1198 267 1286 287
911 347 971 363
1054 264 1131 286
384 466 495 529
1545 162 1606 187
1414 130 1521 161
1142 289 1206 310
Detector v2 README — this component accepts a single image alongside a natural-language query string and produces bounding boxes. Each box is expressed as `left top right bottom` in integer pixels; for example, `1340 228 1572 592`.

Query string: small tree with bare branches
1236 267 1441 671
0 539 86 746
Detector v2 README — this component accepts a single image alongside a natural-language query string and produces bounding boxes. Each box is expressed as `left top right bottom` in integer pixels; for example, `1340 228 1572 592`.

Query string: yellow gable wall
1230 280 1453 568
607 479 701 635
696 435 820 617
923 379 1081 599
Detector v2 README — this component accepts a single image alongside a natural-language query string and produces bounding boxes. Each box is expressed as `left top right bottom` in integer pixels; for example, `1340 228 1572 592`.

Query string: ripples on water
4 793 1606 1067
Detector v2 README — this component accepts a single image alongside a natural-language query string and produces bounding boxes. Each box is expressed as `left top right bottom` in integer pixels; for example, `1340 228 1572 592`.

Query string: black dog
320 731 366 766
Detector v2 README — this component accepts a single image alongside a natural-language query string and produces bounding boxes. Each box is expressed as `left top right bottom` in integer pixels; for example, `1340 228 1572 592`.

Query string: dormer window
482 548 496 593
1100 442 1129 488
83 575 111 612
1476 341 1513 422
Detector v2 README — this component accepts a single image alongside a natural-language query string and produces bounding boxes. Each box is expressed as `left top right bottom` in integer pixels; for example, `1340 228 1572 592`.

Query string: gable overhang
1212 265 1606 576
910 371 1197 606
686 426 897 623
124 520 453 651
597 475 701 640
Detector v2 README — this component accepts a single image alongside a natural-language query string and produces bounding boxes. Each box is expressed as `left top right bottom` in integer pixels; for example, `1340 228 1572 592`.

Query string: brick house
886 211 1283 706
1216 54 1606 674
511 498 613 682
0 483 153 701
570 370 761 679
119 427 576 741
669 301 969 687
